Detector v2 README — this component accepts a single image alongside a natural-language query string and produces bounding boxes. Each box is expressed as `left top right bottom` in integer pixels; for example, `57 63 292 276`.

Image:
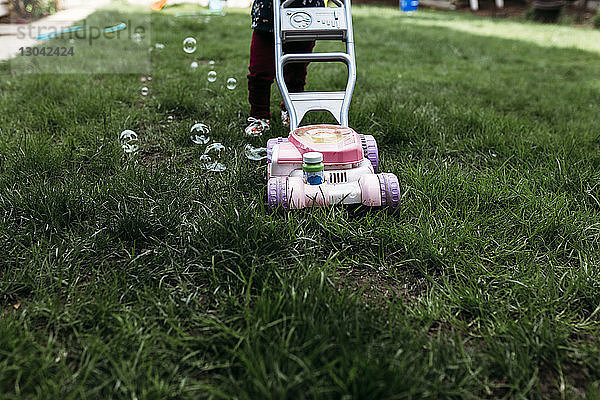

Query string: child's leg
279 40 316 113
247 30 276 119
282 40 316 94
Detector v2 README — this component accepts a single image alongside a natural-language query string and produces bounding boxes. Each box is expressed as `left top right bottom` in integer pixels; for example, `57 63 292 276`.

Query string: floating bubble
190 61 198 70
122 143 139 153
207 71 217 82
226 78 237 90
244 144 267 161
190 122 210 135
147 76 152 81
199 154 225 172
208 60 215 69
183 37 197 54
204 143 225 154
204 162 226 172
141 76 147 82
155 43 165 49
191 135 210 145
133 33 143 43
120 130 138 142
141 86 149 96
190 123 211 144
168 116 174 123
120 130 139 154
190 123 210 144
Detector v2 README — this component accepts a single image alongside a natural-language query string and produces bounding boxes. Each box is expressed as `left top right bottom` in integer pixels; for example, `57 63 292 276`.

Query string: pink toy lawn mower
266 0 400 210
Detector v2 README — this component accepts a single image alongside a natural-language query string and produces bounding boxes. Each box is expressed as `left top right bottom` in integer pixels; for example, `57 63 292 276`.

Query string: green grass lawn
1 2 600 398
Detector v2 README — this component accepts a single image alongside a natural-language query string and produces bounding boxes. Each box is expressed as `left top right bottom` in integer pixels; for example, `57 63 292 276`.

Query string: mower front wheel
267 176 288 210
266 137 289 163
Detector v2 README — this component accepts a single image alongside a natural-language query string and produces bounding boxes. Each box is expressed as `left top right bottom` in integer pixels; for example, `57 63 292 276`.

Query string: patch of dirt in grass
538 363 590 399
2 304 22 315
335 267 428 304
140 150 171 167
1 293 25 316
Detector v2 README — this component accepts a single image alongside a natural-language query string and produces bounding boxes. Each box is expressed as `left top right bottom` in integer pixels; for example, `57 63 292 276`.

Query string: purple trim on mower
266 137 289 163
378 173 400 208
360 134 379 173
267 177 288 210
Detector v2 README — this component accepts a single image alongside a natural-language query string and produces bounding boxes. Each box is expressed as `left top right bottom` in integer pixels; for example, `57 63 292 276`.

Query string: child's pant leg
248 30 275 119
282 40 316 94
280 40 315 112
247 30 316 118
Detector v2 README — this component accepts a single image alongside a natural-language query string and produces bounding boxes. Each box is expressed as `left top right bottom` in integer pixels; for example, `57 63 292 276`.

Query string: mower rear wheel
360 134 379 173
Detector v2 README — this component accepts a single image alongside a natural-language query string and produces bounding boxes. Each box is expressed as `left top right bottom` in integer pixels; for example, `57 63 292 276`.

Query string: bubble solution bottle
303 152 325 185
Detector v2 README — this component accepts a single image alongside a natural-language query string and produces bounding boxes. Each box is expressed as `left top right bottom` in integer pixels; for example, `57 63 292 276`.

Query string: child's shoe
281 110 290 128
245 117 270 136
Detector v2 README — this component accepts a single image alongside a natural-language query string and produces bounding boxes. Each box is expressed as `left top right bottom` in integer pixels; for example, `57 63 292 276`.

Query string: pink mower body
266 125 400 210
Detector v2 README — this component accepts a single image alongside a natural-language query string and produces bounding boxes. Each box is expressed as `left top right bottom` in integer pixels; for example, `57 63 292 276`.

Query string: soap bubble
190 123 211 144
120 130 139 154
244 144 267 161
201 161 225 172
141 76 147 82
204 143 225 154
147 76 152 81
168 116 174 123
141 87 149 96
191 135 210 145
155 43 165 49
208 60 215 69
122 143 139 153
120 130 138 142
190 61 198 70
226 78 237 90
207 71 217 82
133 33 143 43
190 122 210 135
199 154 226 172
183 37 197 54
205 162 226 172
